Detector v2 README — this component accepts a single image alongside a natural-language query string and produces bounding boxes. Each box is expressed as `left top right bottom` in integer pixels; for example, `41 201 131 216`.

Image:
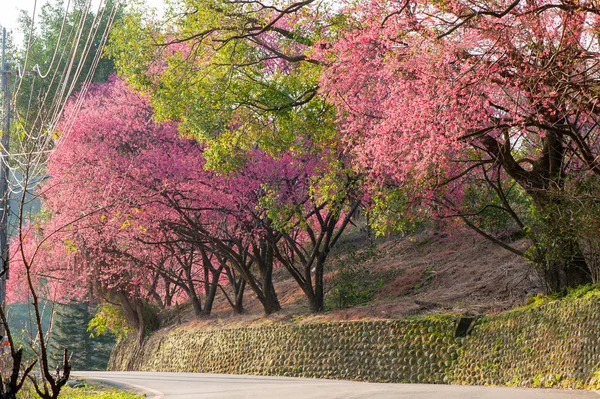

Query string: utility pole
0 27 12 325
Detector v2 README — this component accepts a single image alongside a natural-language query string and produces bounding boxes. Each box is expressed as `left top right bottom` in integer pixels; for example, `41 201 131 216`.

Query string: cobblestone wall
109 298 600 389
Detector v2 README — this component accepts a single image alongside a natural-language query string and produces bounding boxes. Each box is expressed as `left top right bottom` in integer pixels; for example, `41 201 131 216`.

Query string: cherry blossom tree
319 0 600 291
18 77 284 322
224 150 362 313
15 77 186 340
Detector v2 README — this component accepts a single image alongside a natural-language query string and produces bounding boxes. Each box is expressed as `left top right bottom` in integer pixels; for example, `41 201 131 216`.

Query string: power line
11 0 121 191
33 0 73 79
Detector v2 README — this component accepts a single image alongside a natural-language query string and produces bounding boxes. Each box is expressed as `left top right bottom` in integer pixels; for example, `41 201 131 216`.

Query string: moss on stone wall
109 297 600 389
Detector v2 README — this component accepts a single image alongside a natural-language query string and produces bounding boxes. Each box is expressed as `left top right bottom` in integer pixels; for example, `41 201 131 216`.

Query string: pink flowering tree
319 0 600 291
227 151 362 313
24 77 295 325
16 78 202 340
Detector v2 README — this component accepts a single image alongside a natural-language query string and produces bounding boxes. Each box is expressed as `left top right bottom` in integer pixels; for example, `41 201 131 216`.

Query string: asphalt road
72 371 600 399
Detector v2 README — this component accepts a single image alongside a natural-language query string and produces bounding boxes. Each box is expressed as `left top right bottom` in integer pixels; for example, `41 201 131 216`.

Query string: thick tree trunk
163 280 174 308
311 255 326 313
255 242 281 314
261 279 281 314
307 294 322 313
528 191 592 292
184 267 203 317
225 266 246 314
189 290 203 317
481 130 593 293
116 292 144 344
135 303 145 345
543 258 590 292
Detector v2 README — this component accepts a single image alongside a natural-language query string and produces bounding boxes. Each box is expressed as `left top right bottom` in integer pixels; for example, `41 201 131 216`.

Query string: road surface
73 371 600 399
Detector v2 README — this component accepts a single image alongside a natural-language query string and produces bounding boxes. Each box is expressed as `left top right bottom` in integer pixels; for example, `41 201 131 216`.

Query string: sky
1 0 166 43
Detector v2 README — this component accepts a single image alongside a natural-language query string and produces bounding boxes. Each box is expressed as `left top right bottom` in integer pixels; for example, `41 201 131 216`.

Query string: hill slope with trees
3 0 600 379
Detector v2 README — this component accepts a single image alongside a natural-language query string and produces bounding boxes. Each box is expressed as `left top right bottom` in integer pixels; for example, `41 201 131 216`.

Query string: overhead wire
32 0 73 79
24 2 112 152
49 1 121 162
39 2 122 206
3 0 123 213
12 0 38 100
7 0 85 169
41 1 120 178
45 0 93 129
43 3 121 200
26 0 80 137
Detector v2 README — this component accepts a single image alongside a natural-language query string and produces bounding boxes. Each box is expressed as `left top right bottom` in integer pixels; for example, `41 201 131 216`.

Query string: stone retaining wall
109 297 600 389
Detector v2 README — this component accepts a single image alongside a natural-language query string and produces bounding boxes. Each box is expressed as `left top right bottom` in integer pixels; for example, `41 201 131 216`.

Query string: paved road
73 372 599 399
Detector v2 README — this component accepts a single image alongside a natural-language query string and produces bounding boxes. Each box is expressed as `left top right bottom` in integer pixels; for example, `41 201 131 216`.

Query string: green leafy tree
108 0 335 166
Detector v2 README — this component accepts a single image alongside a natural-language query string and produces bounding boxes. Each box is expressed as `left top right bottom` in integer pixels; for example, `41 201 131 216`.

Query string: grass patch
511 283 600 314
17 380 144 399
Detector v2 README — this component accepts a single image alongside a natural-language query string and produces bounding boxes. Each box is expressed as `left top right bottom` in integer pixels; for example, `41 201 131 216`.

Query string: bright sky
1 0 166 42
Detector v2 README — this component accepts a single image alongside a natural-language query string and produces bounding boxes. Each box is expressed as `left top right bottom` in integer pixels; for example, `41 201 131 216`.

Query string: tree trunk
311 255 326 313
481 130 593 292
527 191 593 292
531 237 591 292
116 292 145 344
184 267 203 317
189 290 203 317
135 302 145 346
233 279 246 315
543 257 590 292
225 265 246 314
164 280 173 308
255 242 281 314
261 280 281 314
202 267 222 316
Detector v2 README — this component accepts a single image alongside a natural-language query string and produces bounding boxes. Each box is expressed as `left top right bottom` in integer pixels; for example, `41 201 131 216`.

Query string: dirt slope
159 229 542 330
